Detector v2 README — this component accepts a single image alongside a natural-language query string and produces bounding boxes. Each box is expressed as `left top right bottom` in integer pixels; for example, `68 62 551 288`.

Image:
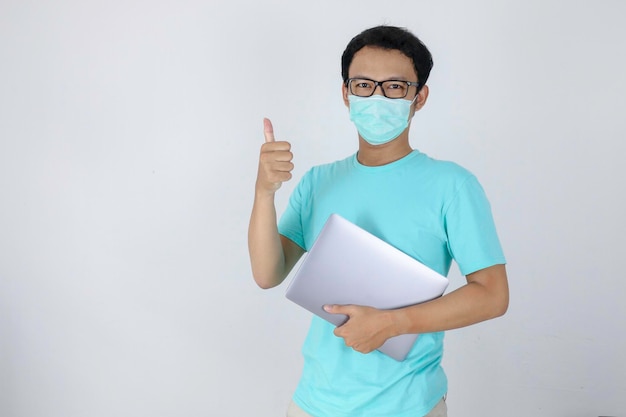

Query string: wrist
389 307 412 337
254 184 277 200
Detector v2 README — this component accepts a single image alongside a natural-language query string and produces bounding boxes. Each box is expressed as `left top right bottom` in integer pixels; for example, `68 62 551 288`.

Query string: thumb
324 304 351 315
263 117 275 143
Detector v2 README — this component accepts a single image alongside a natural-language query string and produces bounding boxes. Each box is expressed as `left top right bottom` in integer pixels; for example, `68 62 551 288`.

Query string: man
248 25 509 417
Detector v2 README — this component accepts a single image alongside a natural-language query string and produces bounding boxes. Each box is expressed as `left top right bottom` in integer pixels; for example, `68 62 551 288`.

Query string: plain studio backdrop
1 1 625 416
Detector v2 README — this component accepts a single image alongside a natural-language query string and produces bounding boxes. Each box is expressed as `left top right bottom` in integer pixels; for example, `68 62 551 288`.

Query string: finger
260 145 292 159
265 170 293 183
263 118 275 143
270 161 294 172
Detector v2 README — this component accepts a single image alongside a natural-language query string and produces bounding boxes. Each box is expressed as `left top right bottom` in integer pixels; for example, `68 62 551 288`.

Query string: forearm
248 192 286 289
391 264 509 335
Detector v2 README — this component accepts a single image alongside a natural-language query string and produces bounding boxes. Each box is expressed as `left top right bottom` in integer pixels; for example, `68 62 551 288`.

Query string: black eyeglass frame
346 77 420 99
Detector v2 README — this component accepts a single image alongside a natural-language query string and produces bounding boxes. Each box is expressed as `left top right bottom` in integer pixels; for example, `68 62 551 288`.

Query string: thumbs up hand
256 118 294 195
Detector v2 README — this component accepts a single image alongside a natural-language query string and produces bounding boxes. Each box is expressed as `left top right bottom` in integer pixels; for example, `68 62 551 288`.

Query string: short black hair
341 25 433 92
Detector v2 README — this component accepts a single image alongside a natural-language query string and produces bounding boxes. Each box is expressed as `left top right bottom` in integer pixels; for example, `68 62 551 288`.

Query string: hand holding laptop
324 304 397 355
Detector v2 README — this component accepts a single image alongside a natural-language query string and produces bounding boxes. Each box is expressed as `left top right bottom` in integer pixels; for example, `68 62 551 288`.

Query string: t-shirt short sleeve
278 171 309 250
444 175 506 275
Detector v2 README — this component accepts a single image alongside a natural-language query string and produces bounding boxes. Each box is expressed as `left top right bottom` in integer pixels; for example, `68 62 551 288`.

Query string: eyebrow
350 75 414 82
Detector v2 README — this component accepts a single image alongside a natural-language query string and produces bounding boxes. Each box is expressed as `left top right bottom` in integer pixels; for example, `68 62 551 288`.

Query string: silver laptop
285 213 449 361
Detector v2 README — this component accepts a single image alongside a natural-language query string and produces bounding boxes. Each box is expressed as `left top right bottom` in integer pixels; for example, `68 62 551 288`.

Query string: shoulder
305 154 355 179
410 151 477 189
417 152 473 175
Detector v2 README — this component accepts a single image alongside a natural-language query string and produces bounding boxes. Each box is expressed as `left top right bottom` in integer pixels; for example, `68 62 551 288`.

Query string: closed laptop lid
285 213 449 361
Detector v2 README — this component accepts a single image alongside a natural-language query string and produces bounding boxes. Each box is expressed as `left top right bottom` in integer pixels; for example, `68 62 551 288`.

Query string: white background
1 1 625 416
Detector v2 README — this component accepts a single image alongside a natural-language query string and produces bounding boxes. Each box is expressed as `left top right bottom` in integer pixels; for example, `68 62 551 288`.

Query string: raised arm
248 118 305 289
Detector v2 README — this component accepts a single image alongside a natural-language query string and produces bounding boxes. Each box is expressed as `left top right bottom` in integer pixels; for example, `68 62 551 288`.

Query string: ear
342 82 350 107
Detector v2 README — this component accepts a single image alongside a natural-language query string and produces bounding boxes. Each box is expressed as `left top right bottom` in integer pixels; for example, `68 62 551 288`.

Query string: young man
248 25 509 417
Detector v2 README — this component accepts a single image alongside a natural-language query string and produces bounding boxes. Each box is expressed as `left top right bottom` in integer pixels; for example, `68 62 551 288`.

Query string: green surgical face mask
348 95 415 145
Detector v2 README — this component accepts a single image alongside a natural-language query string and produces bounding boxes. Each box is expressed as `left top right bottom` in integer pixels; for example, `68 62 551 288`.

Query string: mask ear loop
407 91 420 124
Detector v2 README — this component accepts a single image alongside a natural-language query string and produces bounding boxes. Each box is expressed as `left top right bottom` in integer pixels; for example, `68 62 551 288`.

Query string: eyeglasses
346 78 419 99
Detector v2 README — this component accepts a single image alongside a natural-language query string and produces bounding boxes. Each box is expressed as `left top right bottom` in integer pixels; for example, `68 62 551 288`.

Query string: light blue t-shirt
278 150 506 417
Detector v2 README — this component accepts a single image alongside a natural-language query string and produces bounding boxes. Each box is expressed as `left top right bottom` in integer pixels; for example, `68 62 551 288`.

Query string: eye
387 82 406 90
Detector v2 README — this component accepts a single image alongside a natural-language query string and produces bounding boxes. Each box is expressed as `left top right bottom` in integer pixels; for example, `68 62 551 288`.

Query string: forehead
348 46 417 80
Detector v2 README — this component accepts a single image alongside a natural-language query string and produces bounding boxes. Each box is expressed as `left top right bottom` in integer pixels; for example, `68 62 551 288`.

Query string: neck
356 133 413 166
